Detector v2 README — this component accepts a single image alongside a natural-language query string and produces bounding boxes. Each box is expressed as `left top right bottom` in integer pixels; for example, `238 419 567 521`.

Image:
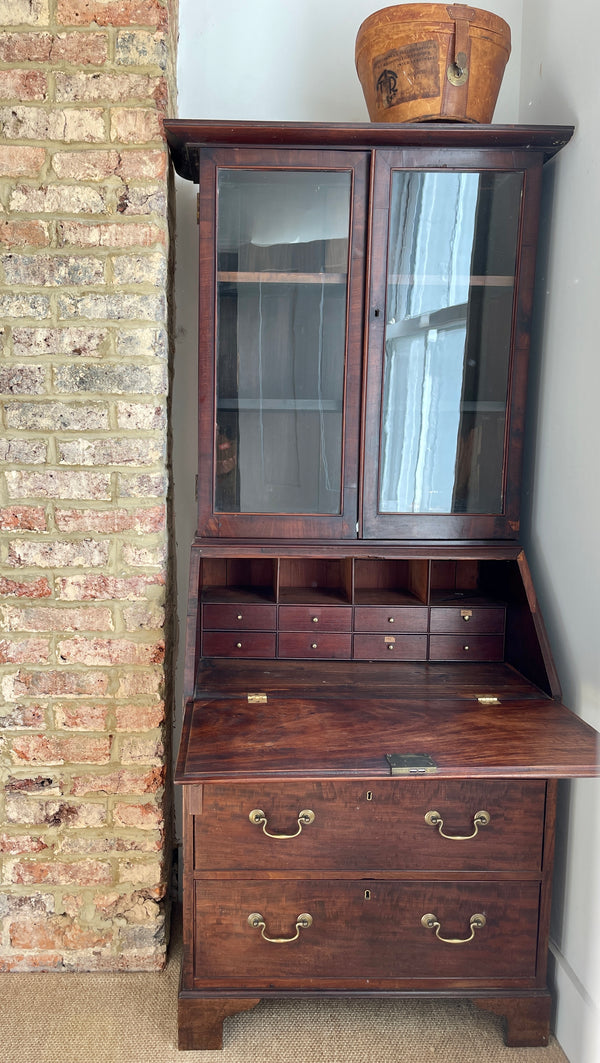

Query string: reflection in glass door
215 169 352 516
379 170 522 515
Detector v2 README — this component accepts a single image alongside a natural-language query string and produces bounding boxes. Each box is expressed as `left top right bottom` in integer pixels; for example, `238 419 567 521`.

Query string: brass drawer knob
311 616 319 623
424 809 490 840
236 613 243 621
249 808 315 839
247 912 313 944
311 642 318 649
388 616 395 623
421 912 486 944
235 642 242 649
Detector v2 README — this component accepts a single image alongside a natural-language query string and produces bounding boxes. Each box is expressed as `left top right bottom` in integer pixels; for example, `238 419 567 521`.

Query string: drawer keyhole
366 790 373 801
364 889 371 900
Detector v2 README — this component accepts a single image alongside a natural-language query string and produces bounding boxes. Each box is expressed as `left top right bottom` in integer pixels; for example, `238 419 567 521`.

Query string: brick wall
0 0 177 970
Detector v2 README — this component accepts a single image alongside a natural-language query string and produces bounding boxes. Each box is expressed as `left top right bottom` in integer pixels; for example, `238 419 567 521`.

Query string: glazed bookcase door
362 149 542 540
197 148 368 538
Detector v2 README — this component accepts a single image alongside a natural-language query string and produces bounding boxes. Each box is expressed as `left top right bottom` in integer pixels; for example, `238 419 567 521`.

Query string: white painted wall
519 4 600 1060
172 2 600 1056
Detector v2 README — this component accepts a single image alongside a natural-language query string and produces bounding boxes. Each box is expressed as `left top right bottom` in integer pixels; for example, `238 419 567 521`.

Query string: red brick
57 220 166 248
110 108 162 144
1 604 113 633
10 734 112 765
116 671 163 698
71 766 165 796
9 858 112 886
57 637 164 665
117 150 166 180
0 146 46 177
9 736 63 765
8 669 110 698
113 802 162 830
51 149 120 180
114 703 164 731
55 572 164 601
51 31 109 63
56 0 166 28
0 220 50 248
0 32 53 62
10 918 112 951
0 833 49 855
0 506 47 531
0 638 50 665
0 70 47 101
54 505 165 533
0 703 46 728
54 703 109 730
0 954 63 972
0 576 52 598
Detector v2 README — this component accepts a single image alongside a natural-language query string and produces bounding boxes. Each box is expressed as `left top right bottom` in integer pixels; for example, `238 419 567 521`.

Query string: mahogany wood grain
178 993 260 1051
278 632 352 659
354 606 428 631
278 605 352 631
191 879 541 986
196 147 368 540
429 606 505 633
193 779 546 872
353 633 427 660
178 694 599 782
191 658 557 701
203 603 277 629
164 122 574 182
428 635 505 662
473 993 551 1047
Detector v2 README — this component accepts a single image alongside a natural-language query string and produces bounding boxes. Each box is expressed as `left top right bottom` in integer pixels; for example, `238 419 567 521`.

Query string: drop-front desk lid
176 662 599 783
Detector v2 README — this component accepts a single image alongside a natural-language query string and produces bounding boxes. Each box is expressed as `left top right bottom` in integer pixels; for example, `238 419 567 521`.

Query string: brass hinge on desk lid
476 695 501 705
386 754 438 775
248 693 268 704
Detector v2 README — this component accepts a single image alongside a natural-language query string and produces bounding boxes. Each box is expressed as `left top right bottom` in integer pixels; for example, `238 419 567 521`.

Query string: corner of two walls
0 0 178 970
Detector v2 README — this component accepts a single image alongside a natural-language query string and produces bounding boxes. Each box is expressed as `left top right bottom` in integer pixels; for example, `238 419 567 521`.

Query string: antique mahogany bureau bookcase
164 120 599 1051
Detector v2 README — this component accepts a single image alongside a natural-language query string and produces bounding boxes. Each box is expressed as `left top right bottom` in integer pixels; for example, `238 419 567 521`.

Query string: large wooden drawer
192 779 546 871
192 878 540 985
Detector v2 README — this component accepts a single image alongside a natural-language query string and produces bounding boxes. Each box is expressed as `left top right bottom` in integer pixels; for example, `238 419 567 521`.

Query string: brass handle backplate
249 808 315 839
424 809 490 840
247 912 313 943
421 911 486 944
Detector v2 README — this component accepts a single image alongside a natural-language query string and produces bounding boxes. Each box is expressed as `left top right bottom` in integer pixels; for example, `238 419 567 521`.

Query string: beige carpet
0 913 569 1063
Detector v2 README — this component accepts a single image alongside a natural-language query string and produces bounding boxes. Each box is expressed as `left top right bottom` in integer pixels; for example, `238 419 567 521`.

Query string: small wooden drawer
354 606 428 632
193 779 546 872
278 606 352 631
278 632 351 659
193 879 540 986
429 606 506 634
428 635 504 661
202 631 276 658
203 604 277 630
353 634 427 660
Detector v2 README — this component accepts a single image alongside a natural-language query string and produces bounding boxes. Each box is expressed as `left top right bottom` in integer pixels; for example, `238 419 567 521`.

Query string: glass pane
379 170 522 515
215 169 351 515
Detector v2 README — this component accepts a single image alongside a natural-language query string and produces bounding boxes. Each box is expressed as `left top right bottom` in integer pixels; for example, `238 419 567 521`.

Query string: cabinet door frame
197 147 369 539
361 148 544 541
